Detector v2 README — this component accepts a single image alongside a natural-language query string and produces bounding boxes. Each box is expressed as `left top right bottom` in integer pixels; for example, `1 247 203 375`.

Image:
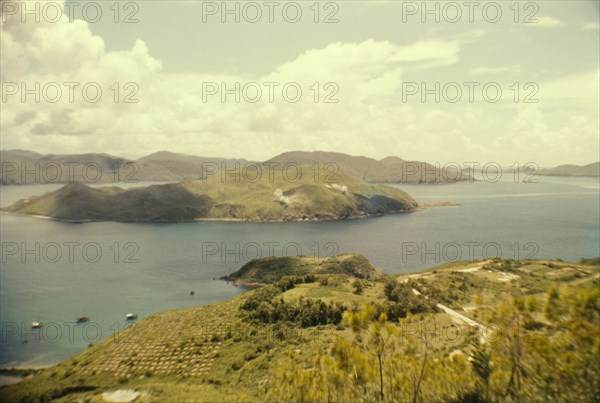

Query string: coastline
0 208 420 224
0 368 46 387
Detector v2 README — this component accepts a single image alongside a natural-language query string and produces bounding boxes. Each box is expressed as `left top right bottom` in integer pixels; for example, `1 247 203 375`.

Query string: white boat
125 313 138 320
31 321 43 328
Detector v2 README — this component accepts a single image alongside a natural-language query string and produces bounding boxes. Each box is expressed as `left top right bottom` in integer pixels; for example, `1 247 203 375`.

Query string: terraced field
1 257 598 402
75 301 242 379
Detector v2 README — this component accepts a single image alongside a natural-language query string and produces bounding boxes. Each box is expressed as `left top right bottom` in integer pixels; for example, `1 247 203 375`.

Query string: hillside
135 151 250 182
3 168 417 222
0 150 248 184
266 151 471 183
0 151 132 185
538 161 600 177
1 150 470 185
3 182 213 222
223 254 384 285
1 255 598 402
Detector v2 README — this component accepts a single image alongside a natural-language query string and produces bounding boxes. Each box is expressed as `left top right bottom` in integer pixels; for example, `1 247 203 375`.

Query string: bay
0 176 598 367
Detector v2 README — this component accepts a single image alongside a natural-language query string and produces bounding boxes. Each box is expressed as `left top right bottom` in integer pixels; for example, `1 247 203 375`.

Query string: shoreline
416 201 461 210
0 208 421 224
0 368 47 387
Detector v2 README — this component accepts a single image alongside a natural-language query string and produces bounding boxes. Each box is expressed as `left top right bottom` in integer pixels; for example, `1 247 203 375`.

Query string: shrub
353 279 365 295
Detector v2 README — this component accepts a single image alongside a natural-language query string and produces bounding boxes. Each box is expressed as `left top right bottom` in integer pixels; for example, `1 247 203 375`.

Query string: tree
544 283 560 320
353 279 365 295
469 339 492 401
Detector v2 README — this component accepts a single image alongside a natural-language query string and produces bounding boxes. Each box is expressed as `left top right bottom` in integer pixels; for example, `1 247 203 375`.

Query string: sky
1 0 599 167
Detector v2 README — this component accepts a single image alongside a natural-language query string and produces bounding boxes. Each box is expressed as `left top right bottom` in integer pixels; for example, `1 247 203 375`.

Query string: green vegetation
579 257 600 266
382 278 434 319
270 278 600 402
3 182 212 222
266 151 473 183
538 162 600 177
0 149 472 185
225 254 384 285
3 168 417 222
243 291 345 327
1 255 598 402
0 150 248 184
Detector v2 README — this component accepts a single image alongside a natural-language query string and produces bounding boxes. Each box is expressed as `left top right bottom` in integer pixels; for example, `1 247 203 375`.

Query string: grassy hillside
0 149 472 185
0 151 132 185
3 167 417 222
3 182 213 222
135 151 250 182
1 255 598 402
538 162 600 177
223 254 384 285
0 150 248 184
266 151 472 183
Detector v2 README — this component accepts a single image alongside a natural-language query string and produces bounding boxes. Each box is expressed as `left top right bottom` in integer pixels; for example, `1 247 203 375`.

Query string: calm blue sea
0 176 598 367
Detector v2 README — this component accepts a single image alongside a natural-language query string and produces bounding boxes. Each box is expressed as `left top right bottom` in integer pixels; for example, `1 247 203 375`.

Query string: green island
1 255 598 402
2 168 417 222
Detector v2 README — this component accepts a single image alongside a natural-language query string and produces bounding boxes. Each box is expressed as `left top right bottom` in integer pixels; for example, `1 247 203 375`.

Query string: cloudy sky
1 0 598 166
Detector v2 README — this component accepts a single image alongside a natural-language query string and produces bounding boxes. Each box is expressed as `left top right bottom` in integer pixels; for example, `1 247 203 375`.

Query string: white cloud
1 4 468 159
0 2 597 167
533 16 566 28
540 69 600 107
470 66 522 75
493 105 599 165
582 21 600 31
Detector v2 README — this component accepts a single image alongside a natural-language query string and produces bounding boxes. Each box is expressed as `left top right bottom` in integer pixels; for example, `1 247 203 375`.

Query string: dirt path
412 288 489 342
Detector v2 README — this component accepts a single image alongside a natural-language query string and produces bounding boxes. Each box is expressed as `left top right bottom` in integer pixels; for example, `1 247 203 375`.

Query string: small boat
126 313 138 320
31 322 43 329
76 316 90 323
190 291 195 296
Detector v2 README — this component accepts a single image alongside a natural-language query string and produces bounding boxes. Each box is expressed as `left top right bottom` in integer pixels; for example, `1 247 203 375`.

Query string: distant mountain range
0 150 471 185
266 151 470 183
3 168 417 222
538 162 599 177
0 150 248 184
